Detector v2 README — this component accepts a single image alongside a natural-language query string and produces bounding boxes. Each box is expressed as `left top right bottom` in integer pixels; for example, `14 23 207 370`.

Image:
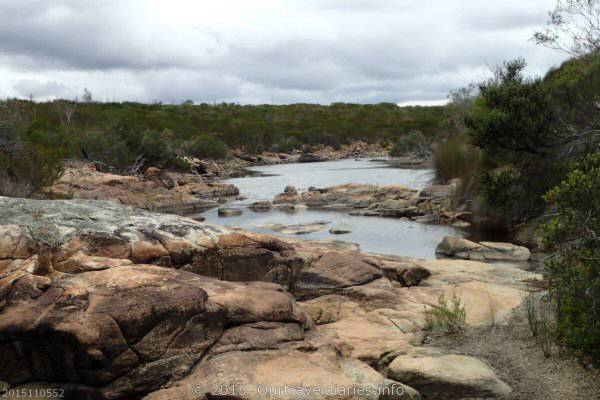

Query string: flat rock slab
388 354 511 399
260 221 331 235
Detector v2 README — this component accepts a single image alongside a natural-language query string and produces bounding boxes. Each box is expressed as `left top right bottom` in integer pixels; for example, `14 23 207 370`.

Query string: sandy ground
425 304 600 400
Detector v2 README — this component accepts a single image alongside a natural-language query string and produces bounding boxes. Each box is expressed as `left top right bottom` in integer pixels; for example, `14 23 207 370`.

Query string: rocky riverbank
0 197 542 399
186 141 392 180
43 162 239 214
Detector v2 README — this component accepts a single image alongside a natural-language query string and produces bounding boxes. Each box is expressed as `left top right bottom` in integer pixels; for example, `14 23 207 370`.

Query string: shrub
543 152 600 366
186 134 229 159
139 129 178 167
77 130 136 167
524 292 555 358
389 130 429 157
433 136 482 183
0 127 67 197
424 291 467 335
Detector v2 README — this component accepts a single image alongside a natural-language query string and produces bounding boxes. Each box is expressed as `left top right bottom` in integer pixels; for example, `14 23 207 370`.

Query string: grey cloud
12 79 68 98
0 0 568 104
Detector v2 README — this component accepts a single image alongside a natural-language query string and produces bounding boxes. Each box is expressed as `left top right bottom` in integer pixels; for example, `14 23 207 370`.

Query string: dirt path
425 304 600 400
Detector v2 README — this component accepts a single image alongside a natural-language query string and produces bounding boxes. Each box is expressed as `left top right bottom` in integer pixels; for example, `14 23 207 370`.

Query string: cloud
0 0 568 104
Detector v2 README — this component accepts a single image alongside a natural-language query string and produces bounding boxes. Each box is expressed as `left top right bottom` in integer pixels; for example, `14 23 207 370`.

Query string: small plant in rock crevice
424 291 467 335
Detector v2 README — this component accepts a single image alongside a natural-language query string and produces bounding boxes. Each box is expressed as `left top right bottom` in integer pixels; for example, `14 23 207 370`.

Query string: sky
0 0 569 105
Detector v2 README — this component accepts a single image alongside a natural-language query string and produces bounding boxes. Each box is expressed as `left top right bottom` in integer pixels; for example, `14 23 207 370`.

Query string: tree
464 59 562 220
466 59 555 160
534 0 600 58
82 88 93 103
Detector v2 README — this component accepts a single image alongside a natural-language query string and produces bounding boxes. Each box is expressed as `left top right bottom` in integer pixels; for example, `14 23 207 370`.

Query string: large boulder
388 354 511 399
294 252 383 298
435 236 531 262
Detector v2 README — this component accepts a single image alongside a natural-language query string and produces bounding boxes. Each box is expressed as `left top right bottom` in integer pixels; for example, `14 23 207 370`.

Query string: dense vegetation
0 99 459 196
0 100 456 169
544 153 600 365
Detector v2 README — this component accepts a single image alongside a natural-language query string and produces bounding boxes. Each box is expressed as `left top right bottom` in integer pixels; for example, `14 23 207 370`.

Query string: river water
201 158 464 259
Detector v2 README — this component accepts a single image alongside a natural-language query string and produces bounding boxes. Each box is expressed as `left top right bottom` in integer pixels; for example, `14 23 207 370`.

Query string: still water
202 159 463 259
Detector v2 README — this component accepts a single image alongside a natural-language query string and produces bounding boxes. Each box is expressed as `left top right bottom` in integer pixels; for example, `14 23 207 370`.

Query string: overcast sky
0 0 568 105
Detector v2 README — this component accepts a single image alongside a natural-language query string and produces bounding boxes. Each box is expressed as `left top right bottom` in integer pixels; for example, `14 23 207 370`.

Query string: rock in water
249 200 272 211
435 236 531 261
329 228 352 235
218 207 243 217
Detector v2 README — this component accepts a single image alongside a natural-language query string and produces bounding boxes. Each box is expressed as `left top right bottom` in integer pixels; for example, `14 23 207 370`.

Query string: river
201 158 464 259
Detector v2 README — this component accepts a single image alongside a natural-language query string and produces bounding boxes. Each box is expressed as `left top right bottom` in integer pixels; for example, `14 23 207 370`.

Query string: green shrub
185 134 229 159
0 127 67 197
424 291 467 335
274 137 302 153
543 152 600 366
389 130 429 157
77 130 136 167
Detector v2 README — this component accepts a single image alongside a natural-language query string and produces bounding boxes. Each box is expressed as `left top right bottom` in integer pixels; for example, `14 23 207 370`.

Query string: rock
45 162 238 212
299 295 362 325
0 264 310 399
146 345 418 400
144 167 162 176
249 200 272 211
436 236 531 261
274 186 301 204
261 221 330 235
298 153 327 163
299 184 422 216
419 185 451 199
451 220 471 228
388 354 511 399
284 185 298 195
218 207 243 217
0 197 541 400
294 252 383 298
380 261 431 287
329 228 352 235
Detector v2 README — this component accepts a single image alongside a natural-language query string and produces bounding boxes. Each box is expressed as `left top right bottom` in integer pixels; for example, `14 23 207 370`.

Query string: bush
389 130 429 157
185 134 229 159
433 136 482 183
77 130 136 167
0 127 67 197
273 137 302 153
543 152 600 366
424 291 467 335
524 292 555 358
